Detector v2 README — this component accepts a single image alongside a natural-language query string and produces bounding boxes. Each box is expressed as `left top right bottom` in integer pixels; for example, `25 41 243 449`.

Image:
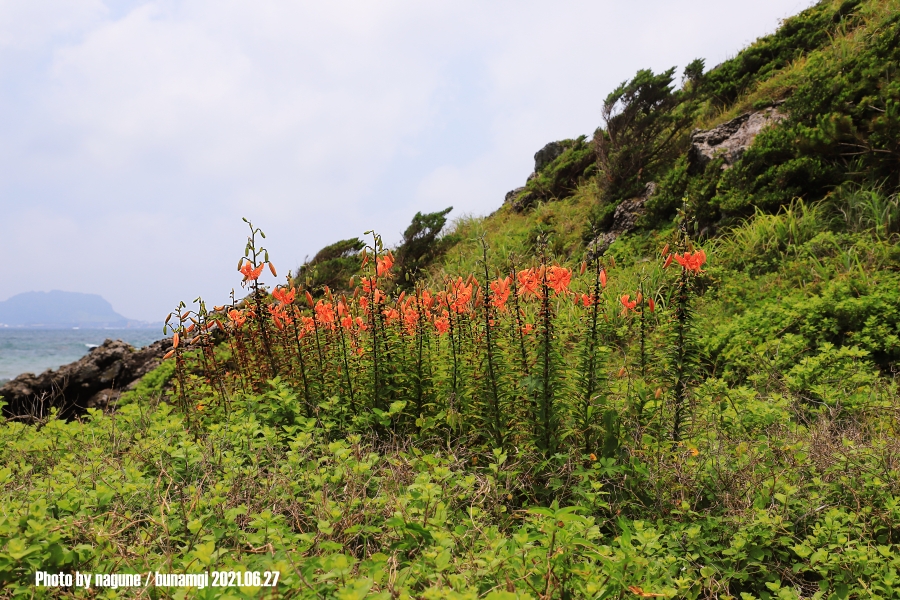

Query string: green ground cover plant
2 209 899 598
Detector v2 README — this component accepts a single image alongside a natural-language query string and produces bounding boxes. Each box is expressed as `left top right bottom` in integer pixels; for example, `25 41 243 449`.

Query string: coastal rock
589 182 657 257
533 141 566 173
504 186 526 205
689 104 786 171
0 337 168 421
503 140 571 212
511 190 540 213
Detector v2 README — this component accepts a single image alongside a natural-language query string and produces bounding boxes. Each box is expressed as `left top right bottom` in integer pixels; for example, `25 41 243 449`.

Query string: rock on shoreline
0 338 169 421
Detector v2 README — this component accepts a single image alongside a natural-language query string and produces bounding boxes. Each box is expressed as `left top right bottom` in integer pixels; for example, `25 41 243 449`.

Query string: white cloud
0 0 813 320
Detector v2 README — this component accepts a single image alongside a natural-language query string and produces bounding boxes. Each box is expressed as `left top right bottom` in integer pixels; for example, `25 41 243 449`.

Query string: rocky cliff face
0 338 169 421
689 104 786 171
504 140 587 213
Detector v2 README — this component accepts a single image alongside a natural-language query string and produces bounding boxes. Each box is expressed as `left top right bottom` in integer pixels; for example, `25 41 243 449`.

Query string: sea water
0 329 164 383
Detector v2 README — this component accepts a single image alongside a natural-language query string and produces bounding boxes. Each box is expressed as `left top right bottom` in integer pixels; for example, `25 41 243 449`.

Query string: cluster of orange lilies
169 241 707 359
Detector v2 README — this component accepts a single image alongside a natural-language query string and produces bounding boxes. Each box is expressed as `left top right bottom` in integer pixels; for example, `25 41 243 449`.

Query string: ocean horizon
0 328 165 383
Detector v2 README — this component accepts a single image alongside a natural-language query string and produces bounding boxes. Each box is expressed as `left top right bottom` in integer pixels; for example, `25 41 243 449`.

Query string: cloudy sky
0 0 812 322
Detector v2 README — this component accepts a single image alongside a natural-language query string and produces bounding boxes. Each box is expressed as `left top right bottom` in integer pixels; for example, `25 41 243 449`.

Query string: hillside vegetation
3 1 900 598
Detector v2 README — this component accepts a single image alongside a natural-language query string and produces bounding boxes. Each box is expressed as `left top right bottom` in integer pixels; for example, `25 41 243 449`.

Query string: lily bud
600 270 608 288
268 262 277 277
661 243 670 257
655 387 662 399
580 261 587 275
306 291 314 307
663 254 674 269
648 298 656 312
172 333 180 349
163 349 176 360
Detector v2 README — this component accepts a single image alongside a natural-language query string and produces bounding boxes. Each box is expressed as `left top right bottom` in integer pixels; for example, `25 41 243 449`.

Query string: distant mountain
0 291 143 328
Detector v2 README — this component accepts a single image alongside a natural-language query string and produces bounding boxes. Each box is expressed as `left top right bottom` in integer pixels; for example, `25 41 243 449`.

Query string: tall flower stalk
665 235 706 443
238 219 278 378
480 239 504 448
577 258 607 454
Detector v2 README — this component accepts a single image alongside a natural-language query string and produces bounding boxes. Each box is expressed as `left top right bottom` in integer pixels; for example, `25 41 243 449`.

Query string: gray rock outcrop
505 187 527 206
689 104 786 171
589 182 657 257
503 140 570 211
533 141 566 173
0 338 169 421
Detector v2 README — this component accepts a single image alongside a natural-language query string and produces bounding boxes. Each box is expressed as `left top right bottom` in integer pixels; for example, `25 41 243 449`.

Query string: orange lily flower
490 276 511 312
272 286 296 305
434 315 450 335
517 268 540 298
315 300 336 329
300 315 316 334
421 289 435 310
227 309 247 327
448 277 473 314
267 304 291 329
239 261 265 281
674 249 707 274
403 306 419 335
376 251 394 277
546 265 572 296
